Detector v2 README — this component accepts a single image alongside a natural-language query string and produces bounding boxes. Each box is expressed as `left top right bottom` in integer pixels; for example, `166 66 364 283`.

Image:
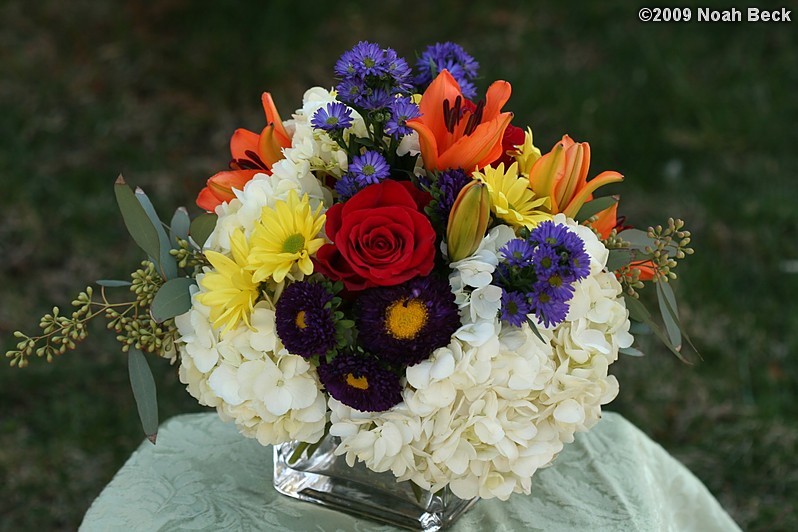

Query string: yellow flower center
295 310 307 329
384 298 428 340
346 373 369 390
282 233 306 254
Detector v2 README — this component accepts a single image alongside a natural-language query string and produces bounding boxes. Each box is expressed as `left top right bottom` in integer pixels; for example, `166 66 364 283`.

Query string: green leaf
620 346 646 357
623 294 651 322
619 228 656 251
656 280 682 351
526 318 546 343
135 188 177 280
606 248 646 271
128 348 159 444
150 277 195 322
96 280 132 287
169 207 191 247
575 196 618 222
114 176 161 263
629 321 651 335
190 213 218 248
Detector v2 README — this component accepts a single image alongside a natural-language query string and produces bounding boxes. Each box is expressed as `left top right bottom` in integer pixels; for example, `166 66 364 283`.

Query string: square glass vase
273 434 479 531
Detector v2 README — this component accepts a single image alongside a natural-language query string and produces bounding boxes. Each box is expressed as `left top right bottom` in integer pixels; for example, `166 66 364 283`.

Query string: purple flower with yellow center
528 221 591 280
349 150 390 185
274 281 337 359
500 239 535 268
415 42 479 99
528 283 570 328
501 290 532 327
317 352 402 412
361 88 393 111
336 78 366 105
356 276 460 367
311 102 353 131
385 96 421 138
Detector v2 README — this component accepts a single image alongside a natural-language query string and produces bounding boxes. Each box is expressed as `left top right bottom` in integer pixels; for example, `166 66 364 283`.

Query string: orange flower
528 135 623 218
407 70 513 173
197 93 291 211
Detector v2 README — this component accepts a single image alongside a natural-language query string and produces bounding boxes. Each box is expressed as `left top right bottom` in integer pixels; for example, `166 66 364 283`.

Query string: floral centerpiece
7 41 695 528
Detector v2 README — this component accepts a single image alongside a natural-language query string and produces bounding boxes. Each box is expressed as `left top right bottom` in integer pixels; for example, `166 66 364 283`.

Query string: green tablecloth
80 412 740 531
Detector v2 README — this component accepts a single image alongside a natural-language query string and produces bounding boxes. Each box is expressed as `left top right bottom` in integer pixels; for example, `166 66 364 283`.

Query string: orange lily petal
230 128 260 161
528 142 567 209
261 93 291 148
197 170 260 211
414 69 464 143
562 171 624 218
588 201 619 239
438 112 513 171
258 124 286 169
483 80 512 120
407 120 442 172
555 141 587 209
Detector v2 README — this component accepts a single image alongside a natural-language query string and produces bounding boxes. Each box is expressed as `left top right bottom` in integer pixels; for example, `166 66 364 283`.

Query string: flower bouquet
8 41 695 530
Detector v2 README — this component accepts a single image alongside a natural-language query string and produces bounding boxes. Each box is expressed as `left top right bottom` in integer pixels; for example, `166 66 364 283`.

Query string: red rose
314 180 436 291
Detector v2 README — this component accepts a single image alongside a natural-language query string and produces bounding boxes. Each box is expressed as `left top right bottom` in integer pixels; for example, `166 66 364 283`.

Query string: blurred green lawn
1 1 796 530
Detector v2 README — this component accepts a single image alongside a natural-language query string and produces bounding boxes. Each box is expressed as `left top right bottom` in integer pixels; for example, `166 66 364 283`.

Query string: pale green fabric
80 412 741 531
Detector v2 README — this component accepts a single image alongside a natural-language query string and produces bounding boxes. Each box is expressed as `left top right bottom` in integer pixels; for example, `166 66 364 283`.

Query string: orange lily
197 93 291 211
407 70 513 173
590 202 656 281
528 135 624 219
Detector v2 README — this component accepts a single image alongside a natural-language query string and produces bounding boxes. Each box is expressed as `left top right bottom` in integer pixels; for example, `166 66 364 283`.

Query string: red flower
314 181 436 291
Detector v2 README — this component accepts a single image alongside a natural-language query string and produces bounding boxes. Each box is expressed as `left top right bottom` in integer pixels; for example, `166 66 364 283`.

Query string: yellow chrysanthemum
513 127 542 176
247 190 326 283
197 228 259 335
473 162 551 230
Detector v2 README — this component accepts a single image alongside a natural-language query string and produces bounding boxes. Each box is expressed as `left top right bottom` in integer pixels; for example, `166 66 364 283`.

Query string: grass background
1 1 796 529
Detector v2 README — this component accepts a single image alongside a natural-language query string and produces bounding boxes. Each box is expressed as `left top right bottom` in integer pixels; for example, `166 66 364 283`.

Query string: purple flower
311 102 354 131
356 276 460 367
501 290 532 327
528 221 591 281
361 88 393 111
528 283 570 328
317 352 403 412
430 168 472 223
500 239 536 268
349 151 390 185
275 281 338 359
336 78 366 106
385 96 421 137
415 42 480 99
334 174 361 201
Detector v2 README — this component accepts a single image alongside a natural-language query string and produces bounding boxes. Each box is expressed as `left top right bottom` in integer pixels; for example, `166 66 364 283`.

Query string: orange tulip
528 135 623 219
408 70 513 173
197 93 291 211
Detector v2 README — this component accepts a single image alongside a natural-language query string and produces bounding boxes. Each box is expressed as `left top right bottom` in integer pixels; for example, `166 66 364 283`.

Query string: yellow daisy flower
197 228 259 335
473 162 551 230
247 190 326 283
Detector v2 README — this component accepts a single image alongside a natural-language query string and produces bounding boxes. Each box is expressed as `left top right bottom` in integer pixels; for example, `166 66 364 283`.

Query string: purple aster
528 221 591 281
356 275 461 367
348 41 388 76
311 102 354 131
500 239 536 268
434 168 472 221
361 88 393 111
334 174 361 201
349 150 391 185
317 352 403 412
383 48 414 92
501 290 532 327
415 42 480 99
275 281 337 359
528 283 571 328
336 78 366 106
385 96 421 137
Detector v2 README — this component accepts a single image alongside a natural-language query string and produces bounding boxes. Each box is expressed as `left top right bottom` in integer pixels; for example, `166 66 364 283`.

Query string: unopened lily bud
447 180 491 262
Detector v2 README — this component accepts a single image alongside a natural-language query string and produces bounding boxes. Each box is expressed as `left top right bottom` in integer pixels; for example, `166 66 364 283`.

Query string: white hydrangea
176 288 327 446
328 219 633 500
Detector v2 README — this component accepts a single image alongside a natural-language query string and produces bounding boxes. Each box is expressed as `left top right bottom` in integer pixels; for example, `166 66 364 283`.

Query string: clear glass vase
273 434 479 531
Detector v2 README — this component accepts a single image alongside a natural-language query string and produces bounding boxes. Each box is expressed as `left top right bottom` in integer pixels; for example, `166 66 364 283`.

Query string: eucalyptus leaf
623 294 651 323
96 280 132 287
606 248 644 272
629 321 652 335
150 277 195 322
135 187 177 280
114 176 161 263
619 346 646 357
526 318 546 343
575 196 618 222
128 348 159 444
656 281 682 351
170 207 191 247
190 213 218 248
619 228 657 251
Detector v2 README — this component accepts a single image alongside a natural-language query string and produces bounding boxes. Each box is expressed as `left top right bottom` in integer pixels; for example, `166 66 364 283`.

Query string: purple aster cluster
335 150 391 200
356 276 460 367
317 351 403 412
334 41 413 111
418 168 472 229
414 42 480 100
311 102 354 132
385 96 421 138
274 281 338 359
493 221 591 328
